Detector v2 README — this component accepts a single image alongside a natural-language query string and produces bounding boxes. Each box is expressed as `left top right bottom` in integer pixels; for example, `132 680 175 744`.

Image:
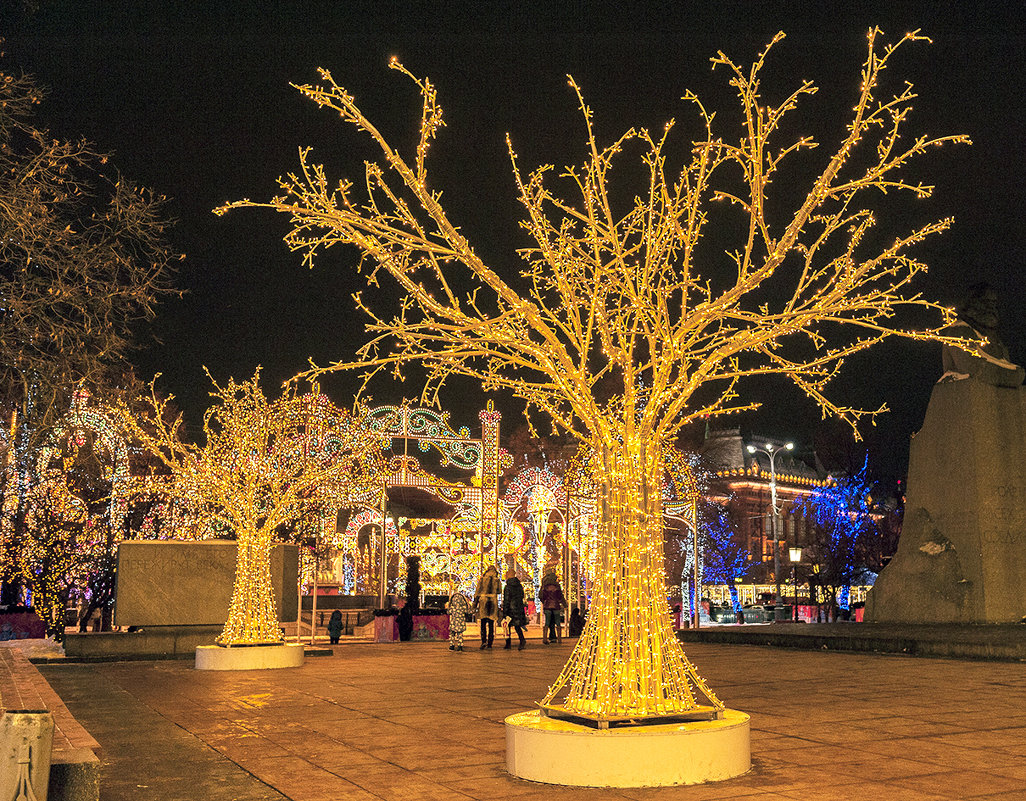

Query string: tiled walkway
1 645 100 755
38 641 1026 800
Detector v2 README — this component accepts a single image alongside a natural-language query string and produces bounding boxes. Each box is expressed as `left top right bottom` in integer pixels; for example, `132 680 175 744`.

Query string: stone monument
115 539 298 626
866 284 1026 623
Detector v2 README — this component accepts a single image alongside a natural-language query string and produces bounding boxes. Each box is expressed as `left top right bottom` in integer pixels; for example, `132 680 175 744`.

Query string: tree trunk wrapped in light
221 30 974 714
542 438 722 717
220 532 279 645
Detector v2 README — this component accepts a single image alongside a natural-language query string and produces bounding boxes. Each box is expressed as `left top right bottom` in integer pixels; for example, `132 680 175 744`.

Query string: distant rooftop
701 428 823 485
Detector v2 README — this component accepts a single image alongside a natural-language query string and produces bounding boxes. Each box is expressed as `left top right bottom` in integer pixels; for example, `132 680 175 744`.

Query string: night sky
3 1 1025 483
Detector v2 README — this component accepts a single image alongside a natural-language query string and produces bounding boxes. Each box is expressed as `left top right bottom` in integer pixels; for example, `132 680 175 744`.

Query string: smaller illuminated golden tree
122 372 384 645
20 471 92 640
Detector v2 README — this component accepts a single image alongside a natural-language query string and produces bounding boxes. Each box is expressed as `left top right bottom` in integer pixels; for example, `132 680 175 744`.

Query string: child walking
446 589 469 651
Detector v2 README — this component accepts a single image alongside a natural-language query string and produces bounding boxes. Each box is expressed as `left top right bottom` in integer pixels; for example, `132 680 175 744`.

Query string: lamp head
746 444 756 454
788 547 803 562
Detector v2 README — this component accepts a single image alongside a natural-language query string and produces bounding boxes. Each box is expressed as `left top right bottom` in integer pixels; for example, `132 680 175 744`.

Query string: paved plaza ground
36 640 1026 801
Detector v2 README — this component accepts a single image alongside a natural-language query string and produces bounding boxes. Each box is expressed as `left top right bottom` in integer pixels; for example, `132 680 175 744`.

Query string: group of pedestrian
446 563 578 652
323 567 584 651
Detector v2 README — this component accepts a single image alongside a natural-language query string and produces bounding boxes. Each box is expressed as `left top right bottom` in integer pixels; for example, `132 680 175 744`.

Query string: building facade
701 428 826 589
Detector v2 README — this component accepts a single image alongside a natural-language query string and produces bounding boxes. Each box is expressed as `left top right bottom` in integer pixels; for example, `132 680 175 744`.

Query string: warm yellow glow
541 441 722 716
220 30 971 715
118 371 384 645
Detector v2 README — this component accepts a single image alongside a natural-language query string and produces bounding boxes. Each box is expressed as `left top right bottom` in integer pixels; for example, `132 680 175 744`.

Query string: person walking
474 564 501 649
501 568 528 650
327 609 344 644
539 567 566 644
446 590 469 651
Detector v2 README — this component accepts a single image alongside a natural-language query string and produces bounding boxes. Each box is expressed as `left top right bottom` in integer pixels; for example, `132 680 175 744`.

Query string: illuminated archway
345 402 509 600
501 466 569 605
36 389 131 534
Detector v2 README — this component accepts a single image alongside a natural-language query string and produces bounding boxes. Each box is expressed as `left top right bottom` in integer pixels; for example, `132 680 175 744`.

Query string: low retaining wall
0 647 99 801
64 625 223 660
678 622 1026 661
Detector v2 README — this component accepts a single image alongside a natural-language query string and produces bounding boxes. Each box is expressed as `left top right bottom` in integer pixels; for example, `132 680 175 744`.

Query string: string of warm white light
221 29 973 716
118 372 385 645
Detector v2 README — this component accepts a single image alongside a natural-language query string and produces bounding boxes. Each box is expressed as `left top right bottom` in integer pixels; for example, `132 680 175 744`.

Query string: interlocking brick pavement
38 640 1026 800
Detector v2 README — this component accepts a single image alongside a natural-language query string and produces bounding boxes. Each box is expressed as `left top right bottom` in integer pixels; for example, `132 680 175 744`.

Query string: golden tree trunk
542 439 722 718
217 532 282 646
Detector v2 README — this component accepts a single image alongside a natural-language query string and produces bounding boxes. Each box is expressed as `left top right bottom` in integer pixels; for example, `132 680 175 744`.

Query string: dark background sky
3 1 1024 484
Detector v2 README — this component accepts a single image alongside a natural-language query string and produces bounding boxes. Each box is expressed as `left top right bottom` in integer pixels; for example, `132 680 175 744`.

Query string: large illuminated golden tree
221 30 972 715
122 372 384 645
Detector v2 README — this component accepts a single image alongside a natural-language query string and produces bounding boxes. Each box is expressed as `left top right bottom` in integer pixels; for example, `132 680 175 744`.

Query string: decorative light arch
338 401 508 600
501 466 570 603
336 508 400 594
36 389 131 534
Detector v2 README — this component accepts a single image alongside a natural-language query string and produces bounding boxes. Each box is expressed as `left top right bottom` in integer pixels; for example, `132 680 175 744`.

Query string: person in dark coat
473 565 501 648
501 569 528 650
539 569 566 644
567 605 585 638
327 609 343 644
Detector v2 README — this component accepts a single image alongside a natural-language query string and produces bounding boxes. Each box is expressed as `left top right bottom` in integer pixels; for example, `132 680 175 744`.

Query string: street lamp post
789 546 802 623
691 499 701 630
747 441 793 621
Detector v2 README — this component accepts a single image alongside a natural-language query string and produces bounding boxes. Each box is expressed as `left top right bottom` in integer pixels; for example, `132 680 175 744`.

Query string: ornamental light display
663 447 707 627
221 30 972 719
501 465 567 603
21 469 93 639
3 390 135 637
795 456 878 615
120 371 385 646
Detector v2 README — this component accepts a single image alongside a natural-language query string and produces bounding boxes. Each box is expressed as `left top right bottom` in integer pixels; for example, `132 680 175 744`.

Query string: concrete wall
114 540 298 627
63 626 224 659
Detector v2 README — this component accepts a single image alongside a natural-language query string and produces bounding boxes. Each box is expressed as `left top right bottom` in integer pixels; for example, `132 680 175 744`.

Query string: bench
0 647 99 801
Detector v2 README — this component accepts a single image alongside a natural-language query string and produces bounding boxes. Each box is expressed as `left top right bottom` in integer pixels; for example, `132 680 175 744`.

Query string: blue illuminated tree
664 449 750 619
700 504 750 614
796 457 878 616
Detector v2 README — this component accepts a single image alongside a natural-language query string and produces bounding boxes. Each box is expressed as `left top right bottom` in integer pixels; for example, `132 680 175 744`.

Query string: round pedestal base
195 643 305 671
505 708 750 787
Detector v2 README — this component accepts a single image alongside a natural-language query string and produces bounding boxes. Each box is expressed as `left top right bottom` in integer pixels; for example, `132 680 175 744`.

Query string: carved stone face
960 285 1000 332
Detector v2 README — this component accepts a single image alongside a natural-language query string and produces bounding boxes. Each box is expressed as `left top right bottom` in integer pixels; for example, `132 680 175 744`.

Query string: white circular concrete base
505 709 750 787
195 643 305 671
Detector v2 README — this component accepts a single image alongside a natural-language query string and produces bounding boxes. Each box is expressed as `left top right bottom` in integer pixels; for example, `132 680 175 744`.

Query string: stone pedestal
866 379 1026 623
195 643 305 671
505 709 750 787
